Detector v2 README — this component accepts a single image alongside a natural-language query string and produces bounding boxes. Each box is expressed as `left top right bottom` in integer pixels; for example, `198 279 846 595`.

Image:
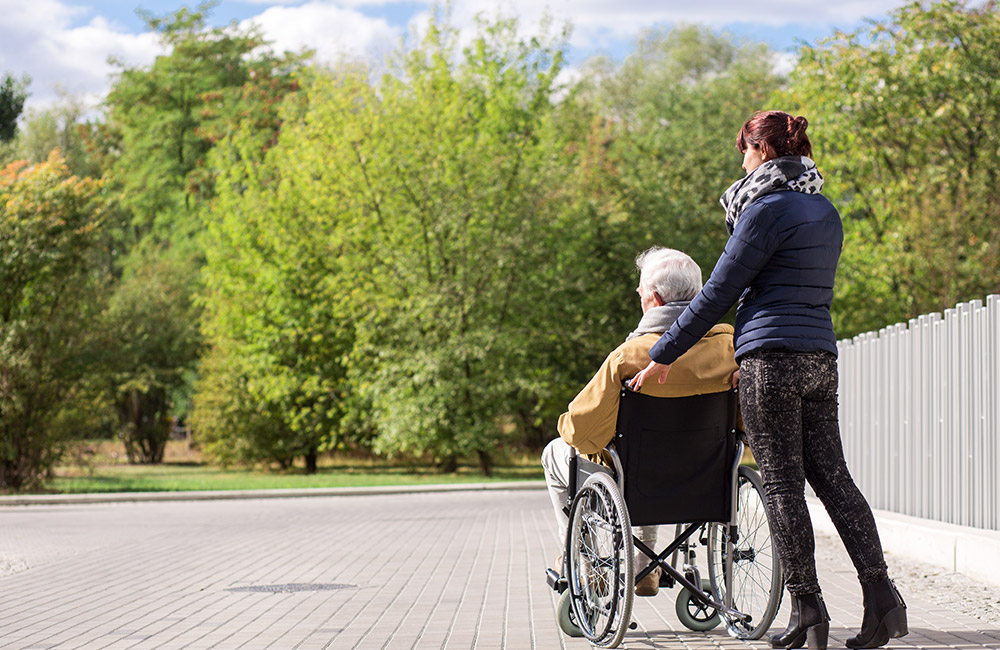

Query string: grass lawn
41 439 544 495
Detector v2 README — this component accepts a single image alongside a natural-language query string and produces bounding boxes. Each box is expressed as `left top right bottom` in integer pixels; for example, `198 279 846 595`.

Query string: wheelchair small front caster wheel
557 590 584 637
675 579 721 631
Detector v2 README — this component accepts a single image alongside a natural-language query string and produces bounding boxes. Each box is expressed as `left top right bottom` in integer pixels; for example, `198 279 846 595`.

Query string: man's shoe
635 565 660 597
770 591 830 649
845 579 907 648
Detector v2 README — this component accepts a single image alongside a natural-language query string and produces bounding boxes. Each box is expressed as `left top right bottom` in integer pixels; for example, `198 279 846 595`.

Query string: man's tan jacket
557 323 738 456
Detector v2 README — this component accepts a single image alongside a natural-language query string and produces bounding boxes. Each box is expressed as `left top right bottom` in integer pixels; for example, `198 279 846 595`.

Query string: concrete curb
807 496 1000 589
0 480 547 507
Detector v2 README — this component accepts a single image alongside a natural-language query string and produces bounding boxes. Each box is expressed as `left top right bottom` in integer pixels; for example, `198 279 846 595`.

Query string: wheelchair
545 386 783 648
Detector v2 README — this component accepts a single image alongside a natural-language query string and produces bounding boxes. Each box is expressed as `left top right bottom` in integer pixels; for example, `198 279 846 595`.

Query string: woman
630 111 907 650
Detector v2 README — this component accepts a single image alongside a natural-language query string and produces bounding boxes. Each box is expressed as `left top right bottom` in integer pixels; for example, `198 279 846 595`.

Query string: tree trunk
439 455 458 473
305 448 318 474
477 450 493 477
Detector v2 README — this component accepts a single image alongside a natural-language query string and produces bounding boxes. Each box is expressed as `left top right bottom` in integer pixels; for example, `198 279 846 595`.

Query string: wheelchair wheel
566 472 634 648
675 578 721 631
707 465 783 640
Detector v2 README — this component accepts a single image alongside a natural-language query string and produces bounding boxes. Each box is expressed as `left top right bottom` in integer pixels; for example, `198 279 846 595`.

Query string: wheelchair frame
546 388 783 648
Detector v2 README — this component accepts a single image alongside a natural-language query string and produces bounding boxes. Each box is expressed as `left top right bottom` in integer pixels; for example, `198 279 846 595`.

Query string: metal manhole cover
226 583 357 593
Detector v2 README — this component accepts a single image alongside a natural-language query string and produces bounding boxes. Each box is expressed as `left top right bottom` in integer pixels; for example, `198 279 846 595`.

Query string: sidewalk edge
807 496 1000 589
0 480 547 507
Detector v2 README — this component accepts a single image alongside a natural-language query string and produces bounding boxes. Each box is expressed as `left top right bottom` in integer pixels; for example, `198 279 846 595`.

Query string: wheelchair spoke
583 513 617 533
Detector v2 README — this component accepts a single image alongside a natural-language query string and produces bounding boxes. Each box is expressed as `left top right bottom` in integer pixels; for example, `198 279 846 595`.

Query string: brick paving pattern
1 489 998 649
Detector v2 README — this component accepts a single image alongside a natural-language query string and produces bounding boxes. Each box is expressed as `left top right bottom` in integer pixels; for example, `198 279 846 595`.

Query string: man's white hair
635 247 703 303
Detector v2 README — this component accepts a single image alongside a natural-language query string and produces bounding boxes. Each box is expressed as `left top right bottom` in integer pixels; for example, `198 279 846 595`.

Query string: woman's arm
649 201 782 365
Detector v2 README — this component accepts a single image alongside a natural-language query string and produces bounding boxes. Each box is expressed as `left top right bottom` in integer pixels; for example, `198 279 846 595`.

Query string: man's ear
652 292 666 307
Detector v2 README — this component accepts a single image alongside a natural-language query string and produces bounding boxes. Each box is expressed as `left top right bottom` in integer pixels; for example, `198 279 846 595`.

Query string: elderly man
541 247 738 596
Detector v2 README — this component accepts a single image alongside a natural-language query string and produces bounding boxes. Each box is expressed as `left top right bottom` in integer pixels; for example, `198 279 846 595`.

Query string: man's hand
628 360 671 391
732 368 741 388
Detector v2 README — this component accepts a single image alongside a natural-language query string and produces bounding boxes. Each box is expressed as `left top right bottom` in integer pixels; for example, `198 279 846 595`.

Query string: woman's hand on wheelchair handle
628 360 671 390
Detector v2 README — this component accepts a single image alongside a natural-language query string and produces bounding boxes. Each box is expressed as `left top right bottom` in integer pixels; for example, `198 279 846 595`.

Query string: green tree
343 17 573 473
104 253 202 464
0 152 104 490
785 0 1000 335
196 14 581 474
194 74 349 470
104 2 306 245
101 3 307 462
0 73 29 143
190 343 293 468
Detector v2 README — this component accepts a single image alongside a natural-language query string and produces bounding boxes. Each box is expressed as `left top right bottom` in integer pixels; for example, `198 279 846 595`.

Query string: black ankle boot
770 591 830 649
846 578 908 648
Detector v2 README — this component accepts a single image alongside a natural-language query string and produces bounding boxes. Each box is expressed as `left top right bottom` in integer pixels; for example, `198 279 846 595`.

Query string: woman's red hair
736 110 812 159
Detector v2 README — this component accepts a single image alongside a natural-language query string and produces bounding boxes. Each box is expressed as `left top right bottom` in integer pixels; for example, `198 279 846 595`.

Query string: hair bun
740 110 813 158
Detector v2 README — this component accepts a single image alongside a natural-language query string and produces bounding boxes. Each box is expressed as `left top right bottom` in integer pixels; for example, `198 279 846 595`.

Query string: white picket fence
836 294 1000 532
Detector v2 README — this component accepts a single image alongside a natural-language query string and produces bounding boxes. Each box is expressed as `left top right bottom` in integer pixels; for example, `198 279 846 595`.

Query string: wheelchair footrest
545 569 566 593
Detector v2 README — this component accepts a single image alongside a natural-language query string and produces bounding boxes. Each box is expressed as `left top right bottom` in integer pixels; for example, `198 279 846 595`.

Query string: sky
0 0 913 114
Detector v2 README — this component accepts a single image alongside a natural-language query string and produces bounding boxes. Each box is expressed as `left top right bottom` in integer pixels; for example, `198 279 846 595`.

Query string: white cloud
0 0 402 115
0 0 162 113
0 0 84 31
243 2 402 65
448 0 906 31
772 51 798 76
419 0 907 52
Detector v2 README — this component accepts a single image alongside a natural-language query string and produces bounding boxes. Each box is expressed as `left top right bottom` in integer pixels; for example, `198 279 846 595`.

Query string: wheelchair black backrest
614 387 738 526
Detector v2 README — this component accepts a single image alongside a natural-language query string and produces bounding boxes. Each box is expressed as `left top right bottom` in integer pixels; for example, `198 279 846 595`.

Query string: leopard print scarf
720 156 823 234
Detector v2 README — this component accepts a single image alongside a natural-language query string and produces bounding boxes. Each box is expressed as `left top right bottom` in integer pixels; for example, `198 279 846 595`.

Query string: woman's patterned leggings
739 349 889 596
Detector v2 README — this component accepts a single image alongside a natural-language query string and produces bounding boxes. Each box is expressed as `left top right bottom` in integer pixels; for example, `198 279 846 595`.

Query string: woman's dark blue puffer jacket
649 189 843 364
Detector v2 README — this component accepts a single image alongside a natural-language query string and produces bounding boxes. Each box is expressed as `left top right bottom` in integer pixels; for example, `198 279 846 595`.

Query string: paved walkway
1 489 998 649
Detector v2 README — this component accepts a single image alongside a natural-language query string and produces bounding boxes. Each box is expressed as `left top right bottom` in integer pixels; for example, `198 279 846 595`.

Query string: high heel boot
770 591 830 649
846 578 908 648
